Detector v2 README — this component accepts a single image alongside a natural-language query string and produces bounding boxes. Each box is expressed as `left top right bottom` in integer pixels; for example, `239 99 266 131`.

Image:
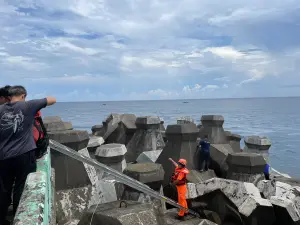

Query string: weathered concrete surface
126 116 165 162
51 148 91 190
95 144 127 173
156 123 199 186
123 163 164 188
56 148 104 225
177 116 195 125
198 115 228 144
136 150 162 163
97 177 125 204
13 172 49 225
56 185 92 225
87 135 104 155
49 130 89 151
123 163 164 202
225 131 242 153
45 121 73 132
187 170 216 184
226 152 266 183
187 178 275 225
78 201 163 225
43 116 62 123
244 136 271 160
209 144 234 177
103 114 137 145
164 209 217 225
257 180 300 224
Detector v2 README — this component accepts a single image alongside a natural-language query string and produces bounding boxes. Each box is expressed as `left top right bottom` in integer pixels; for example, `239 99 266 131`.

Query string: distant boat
183 101 189 103
102 103 106 105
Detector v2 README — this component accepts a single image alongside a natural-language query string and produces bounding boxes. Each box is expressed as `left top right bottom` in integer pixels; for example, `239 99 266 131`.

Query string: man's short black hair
8 85 27 97
204 134 209 139
0 85 11 98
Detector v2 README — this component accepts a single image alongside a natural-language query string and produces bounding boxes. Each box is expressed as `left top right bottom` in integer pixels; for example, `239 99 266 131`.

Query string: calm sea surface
43 97 300 178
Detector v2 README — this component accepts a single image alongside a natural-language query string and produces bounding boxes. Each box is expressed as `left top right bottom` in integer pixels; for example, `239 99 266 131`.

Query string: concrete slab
136 150 163 163
187 170 216 184
78 201 162 225
45 121 73 132
198 115 228 144
126 116 165 162
124 163 165 186
91 125 105 136
156 123 199 186
43 116 62 123
49 130 89 151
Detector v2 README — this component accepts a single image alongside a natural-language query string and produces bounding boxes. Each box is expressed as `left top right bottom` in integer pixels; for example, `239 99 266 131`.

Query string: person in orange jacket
169 157 190 220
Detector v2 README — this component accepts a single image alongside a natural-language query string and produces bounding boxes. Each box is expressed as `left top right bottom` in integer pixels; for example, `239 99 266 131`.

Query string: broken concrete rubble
198 115 227 144
156 123 199 186
136 150 162 163
226 152 266 184
257 180 300 224
126 116 165 162
187 178 275 225
95 144 127 173
78 201 163 225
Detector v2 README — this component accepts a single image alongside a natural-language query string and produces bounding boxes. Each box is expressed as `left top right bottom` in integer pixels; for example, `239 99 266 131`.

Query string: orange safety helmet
178 159 187 166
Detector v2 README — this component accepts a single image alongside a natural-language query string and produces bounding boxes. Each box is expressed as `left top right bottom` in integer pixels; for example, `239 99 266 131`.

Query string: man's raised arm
46 97 56 106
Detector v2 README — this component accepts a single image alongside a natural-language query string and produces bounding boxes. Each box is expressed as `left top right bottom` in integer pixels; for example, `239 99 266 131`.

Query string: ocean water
43 97 300 178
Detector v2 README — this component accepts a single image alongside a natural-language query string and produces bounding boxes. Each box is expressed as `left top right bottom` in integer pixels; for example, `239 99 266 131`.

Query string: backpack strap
33 118 43 140
36 116 48 138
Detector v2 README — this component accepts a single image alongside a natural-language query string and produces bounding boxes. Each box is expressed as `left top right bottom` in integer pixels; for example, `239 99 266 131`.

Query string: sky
1 0 300 101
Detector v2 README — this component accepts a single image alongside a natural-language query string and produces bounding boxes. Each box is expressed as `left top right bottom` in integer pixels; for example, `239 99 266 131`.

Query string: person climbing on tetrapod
168 158 190 221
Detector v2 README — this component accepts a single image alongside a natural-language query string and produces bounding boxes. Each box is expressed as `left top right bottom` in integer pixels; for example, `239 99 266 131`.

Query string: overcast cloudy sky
0 0 300 101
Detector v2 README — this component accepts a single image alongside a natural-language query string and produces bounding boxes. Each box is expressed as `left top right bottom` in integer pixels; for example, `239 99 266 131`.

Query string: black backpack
34 116 49 159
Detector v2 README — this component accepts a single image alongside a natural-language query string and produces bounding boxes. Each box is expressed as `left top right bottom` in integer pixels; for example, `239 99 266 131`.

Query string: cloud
1 0 300 100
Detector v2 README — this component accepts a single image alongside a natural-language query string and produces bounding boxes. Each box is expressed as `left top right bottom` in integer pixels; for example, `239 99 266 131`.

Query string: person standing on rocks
169 158 190 220
0 86 56 225
199 135 211 172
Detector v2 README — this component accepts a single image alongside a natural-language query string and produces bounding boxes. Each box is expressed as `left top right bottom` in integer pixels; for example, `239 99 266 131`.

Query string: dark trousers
264 172 270 180
0 150 36 224
200 151 210 171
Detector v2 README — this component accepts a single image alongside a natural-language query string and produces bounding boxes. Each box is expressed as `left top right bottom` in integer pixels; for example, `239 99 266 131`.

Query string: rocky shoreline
44 114 300 225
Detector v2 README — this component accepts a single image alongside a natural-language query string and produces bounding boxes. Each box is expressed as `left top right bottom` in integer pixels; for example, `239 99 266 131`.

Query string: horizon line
53 95 300 103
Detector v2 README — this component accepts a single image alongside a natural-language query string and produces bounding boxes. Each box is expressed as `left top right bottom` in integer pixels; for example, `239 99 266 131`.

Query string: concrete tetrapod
122 163 165 202
126 116 165 162
198 115 228 144
136 150 163 163
244 136 271 160
226 152 266 184
95 143 127 173
156 123 199 186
